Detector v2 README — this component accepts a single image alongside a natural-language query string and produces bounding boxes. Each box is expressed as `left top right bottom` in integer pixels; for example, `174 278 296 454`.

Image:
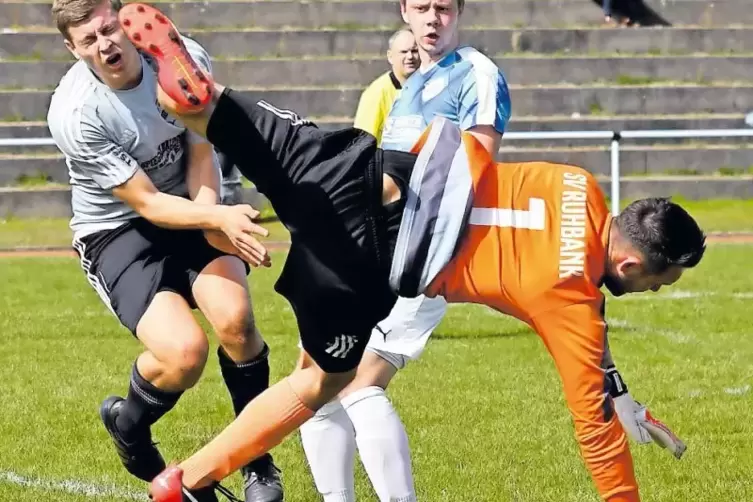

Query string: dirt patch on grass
1 233 751 258
0 241 293 258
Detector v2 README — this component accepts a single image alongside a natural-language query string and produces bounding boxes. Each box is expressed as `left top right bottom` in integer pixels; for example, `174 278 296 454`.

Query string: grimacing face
400 0 460 61
64 1 141 89
388 30 419 79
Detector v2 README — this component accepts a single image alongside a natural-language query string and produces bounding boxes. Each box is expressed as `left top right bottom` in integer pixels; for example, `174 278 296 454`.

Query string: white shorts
365 294 448 369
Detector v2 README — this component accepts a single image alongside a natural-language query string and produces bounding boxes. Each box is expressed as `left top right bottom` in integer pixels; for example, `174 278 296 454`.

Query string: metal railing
3 128 753 216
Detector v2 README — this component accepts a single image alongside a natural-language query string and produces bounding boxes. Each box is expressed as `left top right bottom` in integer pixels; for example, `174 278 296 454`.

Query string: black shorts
206 88 414 373
73 218 243 335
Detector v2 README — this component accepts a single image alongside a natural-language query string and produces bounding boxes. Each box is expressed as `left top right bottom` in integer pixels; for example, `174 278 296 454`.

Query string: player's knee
213 304 260 351
320 369 357 400
303 367 357 407
162 335 210 388
347 351 398 393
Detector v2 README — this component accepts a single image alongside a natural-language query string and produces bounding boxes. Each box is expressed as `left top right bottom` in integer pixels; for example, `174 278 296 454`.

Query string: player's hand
204 230 271 268
214 204 271 267
606 366 687 459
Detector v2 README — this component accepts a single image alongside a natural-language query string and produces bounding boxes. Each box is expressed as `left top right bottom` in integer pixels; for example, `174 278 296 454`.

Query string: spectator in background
219 29 418 204
353 28 419 144
598 0 639 26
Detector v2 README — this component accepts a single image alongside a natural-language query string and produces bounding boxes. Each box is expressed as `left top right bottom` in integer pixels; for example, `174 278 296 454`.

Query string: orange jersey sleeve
428 160 639 501
532 302 638 502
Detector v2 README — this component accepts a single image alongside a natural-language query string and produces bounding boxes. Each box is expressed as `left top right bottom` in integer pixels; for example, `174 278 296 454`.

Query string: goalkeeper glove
606 365 687 459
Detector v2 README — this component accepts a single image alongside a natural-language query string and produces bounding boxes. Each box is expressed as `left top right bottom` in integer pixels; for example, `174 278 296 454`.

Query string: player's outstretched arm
113 170 270 266
184 138 271 266
532 303 639 502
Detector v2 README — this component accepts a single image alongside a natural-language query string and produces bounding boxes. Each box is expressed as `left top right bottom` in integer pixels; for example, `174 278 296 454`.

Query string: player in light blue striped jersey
380 46 511 153
300 2 512 501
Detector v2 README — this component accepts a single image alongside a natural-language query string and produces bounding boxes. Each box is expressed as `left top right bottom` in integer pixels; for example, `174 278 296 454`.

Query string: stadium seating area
1 0 752 217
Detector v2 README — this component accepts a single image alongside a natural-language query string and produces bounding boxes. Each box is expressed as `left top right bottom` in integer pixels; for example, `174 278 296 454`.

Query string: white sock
300 400 357 502
342 386 417 502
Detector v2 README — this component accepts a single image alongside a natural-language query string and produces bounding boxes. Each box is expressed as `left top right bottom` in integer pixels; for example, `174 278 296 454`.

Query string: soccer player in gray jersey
46 1 283 501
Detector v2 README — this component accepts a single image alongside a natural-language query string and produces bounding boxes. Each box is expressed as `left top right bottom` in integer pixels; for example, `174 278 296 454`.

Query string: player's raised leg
173 351 354 489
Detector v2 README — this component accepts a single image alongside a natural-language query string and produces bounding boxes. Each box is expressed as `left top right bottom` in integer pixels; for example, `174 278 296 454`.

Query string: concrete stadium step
497 144 753 175
6 85 752 121
0 186 270 219
605 176 753 200
2 55 752 88
2 0 752 30
4 114 746 138
4 144 752 186
4 115 750 153
315 114 753 146
315 113 748 132
0 121 48 139
3 27 753 60
4 175 752 218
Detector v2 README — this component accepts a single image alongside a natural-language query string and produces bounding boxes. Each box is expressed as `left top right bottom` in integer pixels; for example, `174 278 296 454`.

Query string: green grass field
1 242 752 501
1 198 753 249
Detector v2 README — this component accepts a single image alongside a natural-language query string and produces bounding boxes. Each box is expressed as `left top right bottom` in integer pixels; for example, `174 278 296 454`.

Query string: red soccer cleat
118 3 214 113
149 465 185 502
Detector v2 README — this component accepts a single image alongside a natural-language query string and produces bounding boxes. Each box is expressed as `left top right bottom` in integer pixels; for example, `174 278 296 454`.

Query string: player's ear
64 39 80 60
616 256 643 279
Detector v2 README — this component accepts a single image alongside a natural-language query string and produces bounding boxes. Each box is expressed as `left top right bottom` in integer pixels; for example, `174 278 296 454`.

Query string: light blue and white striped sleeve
456 51 512 133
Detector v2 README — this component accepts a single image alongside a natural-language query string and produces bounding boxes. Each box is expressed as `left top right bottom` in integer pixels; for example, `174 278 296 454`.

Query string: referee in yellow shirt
354 28 419 145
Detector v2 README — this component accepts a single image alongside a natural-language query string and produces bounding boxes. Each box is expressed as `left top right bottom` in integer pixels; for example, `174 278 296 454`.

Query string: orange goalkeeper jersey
427 155 640 502
427 159 611 319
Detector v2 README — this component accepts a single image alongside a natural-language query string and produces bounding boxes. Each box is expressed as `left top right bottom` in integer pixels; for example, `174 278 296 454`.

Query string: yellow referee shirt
353 71 402 145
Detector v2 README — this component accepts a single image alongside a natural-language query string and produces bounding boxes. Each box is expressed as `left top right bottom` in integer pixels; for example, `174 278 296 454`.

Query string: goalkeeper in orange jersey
117 4 704 502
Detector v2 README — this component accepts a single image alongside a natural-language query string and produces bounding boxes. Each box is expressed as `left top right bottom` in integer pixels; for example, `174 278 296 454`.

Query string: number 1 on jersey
469 198 546 230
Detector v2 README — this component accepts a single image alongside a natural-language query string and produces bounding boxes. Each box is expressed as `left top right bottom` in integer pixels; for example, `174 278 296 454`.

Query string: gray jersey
47 38 214 239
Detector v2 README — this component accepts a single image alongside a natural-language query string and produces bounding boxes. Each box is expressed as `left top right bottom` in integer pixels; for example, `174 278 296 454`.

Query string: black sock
115 363 183 441
218 344 271 417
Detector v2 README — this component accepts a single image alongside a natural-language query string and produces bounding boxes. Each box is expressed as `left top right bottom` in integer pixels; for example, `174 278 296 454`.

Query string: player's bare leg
100 291 220 501
156 351 355 493
192 256 284 501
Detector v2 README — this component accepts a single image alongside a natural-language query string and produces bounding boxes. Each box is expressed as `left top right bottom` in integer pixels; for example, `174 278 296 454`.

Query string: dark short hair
52 0 122 40
615 197 706 274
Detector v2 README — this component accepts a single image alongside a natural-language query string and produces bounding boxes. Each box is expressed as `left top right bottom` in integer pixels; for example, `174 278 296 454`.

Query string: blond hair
51 0 122 39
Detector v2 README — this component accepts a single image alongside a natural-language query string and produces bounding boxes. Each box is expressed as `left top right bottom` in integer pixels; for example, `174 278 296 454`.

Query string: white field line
724 385 752 396
610 290 753 301
0 470 147 500
609 318 692 343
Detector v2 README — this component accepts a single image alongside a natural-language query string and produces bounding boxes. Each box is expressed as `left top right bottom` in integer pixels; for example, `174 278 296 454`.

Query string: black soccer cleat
99 395 166 482
148 465 240 502
186 485 220 502
242 454 284 502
